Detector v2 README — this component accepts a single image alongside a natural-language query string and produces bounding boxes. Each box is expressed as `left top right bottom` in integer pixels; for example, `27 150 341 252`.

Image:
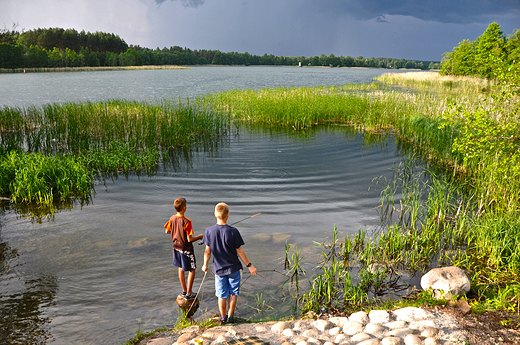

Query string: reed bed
0 98 229 207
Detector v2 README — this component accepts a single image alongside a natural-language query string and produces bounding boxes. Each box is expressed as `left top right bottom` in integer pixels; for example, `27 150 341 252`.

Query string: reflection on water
0 125 406 344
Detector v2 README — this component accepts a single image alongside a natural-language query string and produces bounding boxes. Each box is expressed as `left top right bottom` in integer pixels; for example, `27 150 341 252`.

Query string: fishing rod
230 213 261 226
198 213 261 245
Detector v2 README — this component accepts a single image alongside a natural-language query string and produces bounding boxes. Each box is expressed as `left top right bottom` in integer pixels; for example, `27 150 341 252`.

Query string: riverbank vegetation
1 25 438 70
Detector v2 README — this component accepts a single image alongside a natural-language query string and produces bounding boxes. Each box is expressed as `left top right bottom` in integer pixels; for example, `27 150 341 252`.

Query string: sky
2 0 520 61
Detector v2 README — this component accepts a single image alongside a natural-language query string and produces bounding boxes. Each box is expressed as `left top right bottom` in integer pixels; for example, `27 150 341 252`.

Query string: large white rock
420 266 470 299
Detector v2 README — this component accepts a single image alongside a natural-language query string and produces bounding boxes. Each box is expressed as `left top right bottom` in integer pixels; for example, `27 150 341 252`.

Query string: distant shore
0 65 189 73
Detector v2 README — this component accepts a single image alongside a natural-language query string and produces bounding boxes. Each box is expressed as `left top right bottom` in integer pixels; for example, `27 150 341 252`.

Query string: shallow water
0 67 413 344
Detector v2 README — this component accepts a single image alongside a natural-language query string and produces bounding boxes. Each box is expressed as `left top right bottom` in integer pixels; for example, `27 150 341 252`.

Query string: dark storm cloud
325 0 520 24
154 0 205 7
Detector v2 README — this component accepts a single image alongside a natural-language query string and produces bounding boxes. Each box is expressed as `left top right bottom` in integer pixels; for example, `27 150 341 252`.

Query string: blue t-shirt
203 224 245 276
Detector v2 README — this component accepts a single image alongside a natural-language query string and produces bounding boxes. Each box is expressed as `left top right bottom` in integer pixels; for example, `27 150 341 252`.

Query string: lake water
0 67 411 344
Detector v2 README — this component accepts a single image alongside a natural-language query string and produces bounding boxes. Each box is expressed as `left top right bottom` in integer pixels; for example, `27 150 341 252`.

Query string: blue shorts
172 249 196 271
215 270 241 299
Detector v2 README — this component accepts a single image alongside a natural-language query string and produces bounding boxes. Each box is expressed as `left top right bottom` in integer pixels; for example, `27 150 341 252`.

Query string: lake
0 67 412 344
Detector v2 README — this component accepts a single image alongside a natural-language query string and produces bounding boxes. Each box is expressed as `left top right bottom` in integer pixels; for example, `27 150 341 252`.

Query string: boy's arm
187 234 203 242
201 245 211 272
236 247 257 275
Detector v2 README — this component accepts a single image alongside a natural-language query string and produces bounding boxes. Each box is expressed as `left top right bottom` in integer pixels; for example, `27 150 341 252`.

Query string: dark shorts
172 249 196 271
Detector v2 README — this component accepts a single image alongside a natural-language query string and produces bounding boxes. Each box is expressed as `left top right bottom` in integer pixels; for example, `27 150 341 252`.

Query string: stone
420 327 439 337
306 337 321 344
295 341 309 345
176 295 200 319
319 334 332 342
214 335 230 343
357 338 380 345
403 334 421 345
201 330 227 340
369 310 391 324
334 333 351 344
424 338 439 345
365 324 387 338
351 333 373 342
387 328 414 338
255 325 268 333
384 321 408 330
177 332 198 344
272 321 290 333
457 299 471 315
350 311 369 325
393 307 434 323
302 329 320 338
420 266 470 299
282 329 295 337
328 327 341 336
323 342 335 345
329 317 349 328
147 339 171 345
381 337 403 345
343 321 364 335
294 320 313 331
312 320 333 332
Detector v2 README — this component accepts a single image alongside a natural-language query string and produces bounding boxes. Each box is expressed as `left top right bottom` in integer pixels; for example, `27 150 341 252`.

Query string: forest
0 25 438 70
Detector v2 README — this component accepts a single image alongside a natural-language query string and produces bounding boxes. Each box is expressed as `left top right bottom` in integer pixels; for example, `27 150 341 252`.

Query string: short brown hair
215 202 229 219
174 198 187 212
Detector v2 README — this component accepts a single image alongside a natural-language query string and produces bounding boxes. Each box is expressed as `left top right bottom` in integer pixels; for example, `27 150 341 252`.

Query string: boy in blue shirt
201 203 257 323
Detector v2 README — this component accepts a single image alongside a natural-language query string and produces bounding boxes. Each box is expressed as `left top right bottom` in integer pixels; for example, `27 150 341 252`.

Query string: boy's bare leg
227 294 238 318
187 270 196 295
218 297 227 318
178 268 187 292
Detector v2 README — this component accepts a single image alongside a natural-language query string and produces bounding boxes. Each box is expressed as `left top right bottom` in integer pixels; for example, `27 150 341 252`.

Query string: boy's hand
248 264 257 276
201 264 208 272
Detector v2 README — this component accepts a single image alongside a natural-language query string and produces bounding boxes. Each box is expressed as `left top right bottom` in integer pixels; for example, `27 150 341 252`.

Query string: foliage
440 22 518 79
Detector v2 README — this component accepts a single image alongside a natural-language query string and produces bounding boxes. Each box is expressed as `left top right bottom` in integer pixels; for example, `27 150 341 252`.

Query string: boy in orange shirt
165 198 203 299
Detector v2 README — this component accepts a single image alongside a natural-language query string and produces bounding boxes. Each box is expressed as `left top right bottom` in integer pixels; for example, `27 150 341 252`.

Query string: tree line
1 25 440 70
440 22 520 78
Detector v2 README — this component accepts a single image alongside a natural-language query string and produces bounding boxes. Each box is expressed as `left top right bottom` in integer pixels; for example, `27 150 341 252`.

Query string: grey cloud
325 0 520 24
154 0 205 8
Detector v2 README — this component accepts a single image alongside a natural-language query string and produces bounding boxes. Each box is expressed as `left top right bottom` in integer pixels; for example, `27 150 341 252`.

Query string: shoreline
0 65 189 73
130 305 520 345
0 65 428 74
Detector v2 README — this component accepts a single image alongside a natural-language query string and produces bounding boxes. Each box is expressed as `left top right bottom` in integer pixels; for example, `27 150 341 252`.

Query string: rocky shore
143 307 470 345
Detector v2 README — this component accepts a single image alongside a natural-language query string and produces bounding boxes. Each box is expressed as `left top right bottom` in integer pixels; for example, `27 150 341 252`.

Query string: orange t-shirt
164 215 194 252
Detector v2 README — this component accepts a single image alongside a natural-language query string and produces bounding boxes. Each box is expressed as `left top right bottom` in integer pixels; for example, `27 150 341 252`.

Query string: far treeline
440 22 520 78
0 25 439 70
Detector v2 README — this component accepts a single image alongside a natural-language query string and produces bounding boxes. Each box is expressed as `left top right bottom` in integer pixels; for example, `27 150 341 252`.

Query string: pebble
146 307 467 345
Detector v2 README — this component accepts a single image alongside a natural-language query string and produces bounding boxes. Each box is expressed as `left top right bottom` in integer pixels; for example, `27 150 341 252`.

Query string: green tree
440 39 476 75
505 29 520 65
0 43 24 68
475 22 506 78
